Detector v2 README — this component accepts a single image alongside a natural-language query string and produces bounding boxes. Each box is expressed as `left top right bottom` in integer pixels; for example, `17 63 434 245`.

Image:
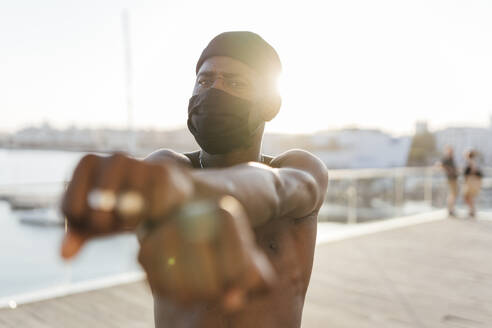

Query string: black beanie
196 31 282 81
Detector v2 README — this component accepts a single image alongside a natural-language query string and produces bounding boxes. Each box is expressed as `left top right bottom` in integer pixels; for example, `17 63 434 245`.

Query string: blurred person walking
438 146 458 217
463 150 482 218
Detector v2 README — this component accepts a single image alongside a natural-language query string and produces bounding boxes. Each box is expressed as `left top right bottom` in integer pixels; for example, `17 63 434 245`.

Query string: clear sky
1 0 491 135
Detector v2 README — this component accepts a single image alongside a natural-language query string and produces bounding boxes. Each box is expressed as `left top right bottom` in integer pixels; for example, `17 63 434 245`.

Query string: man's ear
259 95 281 122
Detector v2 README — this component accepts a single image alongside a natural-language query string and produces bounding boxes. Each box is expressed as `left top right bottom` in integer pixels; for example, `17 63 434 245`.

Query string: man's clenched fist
60 153 193 258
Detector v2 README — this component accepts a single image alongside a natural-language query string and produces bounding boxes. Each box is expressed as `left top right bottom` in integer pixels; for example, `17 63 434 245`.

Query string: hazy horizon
3 118 491 138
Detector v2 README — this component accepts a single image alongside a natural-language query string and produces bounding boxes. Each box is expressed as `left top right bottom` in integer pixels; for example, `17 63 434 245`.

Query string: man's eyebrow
197 71 216 77
222 72 245 79
197 71 247 79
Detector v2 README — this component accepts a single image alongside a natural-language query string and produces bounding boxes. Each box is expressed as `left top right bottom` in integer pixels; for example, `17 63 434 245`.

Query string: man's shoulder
269 149 328 184
145 148 197 167
270 149 326 169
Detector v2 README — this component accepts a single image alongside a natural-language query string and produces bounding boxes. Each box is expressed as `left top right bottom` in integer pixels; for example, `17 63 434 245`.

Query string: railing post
424 167 433 207
395 171 404 216
347 179 357 224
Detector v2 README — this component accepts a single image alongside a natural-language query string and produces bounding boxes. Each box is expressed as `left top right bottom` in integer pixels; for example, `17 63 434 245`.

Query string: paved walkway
1 213 491 328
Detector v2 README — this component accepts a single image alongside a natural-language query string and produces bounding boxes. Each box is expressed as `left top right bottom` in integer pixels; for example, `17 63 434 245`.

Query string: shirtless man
60 31 328 328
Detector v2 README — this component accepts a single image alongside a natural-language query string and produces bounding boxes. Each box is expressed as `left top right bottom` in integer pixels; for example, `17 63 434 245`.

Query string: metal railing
322 166 492 223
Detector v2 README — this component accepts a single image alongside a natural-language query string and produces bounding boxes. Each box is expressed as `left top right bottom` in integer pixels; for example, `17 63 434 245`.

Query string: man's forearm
191 162 321 227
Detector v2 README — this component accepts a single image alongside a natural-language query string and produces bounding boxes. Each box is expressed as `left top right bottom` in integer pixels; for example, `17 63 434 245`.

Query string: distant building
406 131 438 166
309 129 411 169
415 121 429 135
5 121 488 169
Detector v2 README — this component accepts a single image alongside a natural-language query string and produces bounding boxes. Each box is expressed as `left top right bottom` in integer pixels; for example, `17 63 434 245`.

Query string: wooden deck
303 214 492 328
1 214 492 328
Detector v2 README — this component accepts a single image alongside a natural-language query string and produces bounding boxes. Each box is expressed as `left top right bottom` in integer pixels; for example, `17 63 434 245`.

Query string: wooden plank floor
0 282 153 328
304 216 492 328
1 215 491 328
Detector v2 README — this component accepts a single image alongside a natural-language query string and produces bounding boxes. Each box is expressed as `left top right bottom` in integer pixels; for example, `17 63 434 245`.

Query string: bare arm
137 148 326 308
143 148 328 227
61 150 276 307
191 149 328 227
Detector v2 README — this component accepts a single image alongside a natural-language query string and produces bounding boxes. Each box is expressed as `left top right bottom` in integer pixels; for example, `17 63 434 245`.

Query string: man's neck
200 143 262 168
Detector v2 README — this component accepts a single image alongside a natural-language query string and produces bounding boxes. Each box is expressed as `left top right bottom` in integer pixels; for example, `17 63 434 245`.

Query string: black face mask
187 88 262 155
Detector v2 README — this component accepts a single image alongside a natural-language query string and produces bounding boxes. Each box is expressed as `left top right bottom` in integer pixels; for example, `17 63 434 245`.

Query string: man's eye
198 79 212 87
228 80 246 89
